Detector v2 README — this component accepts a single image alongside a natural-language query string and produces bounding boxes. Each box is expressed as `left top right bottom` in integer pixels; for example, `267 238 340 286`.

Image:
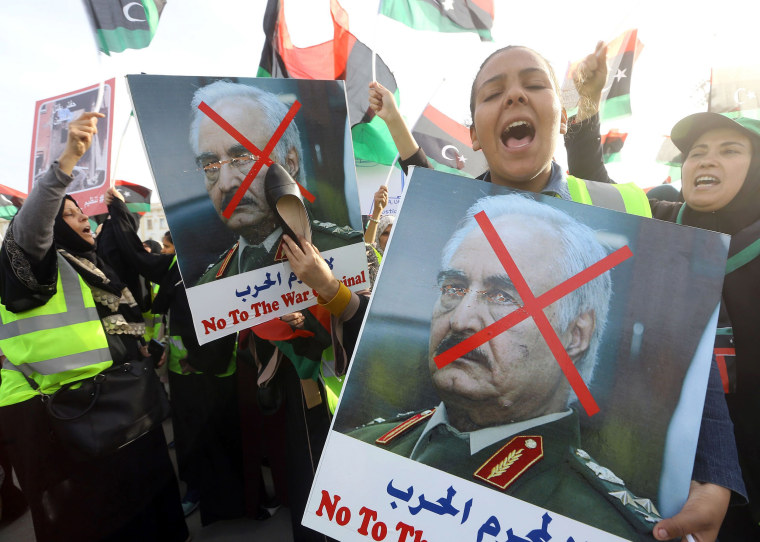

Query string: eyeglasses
438 284 521 314
196 154 258 183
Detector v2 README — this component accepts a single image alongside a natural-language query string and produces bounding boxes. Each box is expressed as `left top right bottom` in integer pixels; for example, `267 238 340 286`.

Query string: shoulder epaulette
474 435 544 490
571 448 662 531
215 242 239 279
375 409 435 445
312 220 363 240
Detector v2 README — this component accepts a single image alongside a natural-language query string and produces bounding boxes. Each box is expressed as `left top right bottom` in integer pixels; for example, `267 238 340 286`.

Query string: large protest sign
305 167 728 541
28 79 115 216
127 76 367 344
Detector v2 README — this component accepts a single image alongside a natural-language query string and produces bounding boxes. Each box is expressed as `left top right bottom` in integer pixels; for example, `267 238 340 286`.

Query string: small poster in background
28 79 115 216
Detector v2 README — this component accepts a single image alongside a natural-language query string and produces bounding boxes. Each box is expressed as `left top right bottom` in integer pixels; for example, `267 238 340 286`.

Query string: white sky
2 0 759 196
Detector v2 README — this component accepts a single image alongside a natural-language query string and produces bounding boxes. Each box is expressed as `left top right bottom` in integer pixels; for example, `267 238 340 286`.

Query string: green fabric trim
726 238 760 275
600 94 631 122
125 202 151 213
715 327 733 335
380 0 492 40
274 340 321 381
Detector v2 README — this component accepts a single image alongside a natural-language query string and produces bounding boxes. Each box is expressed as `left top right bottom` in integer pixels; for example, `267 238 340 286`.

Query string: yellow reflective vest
0 253 113 406
566 176 652 218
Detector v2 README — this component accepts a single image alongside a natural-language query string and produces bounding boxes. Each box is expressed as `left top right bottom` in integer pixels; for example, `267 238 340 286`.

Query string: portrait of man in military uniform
189 81 362 285
127 75 365 286
328 168 728 541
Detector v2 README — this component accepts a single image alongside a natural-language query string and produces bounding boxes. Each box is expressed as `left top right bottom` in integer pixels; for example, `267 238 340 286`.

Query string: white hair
441 193 612 386
188 80 304 182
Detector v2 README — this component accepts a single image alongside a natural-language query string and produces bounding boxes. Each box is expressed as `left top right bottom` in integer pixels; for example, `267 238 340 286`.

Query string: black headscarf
54 195 125 296
678 149 760 236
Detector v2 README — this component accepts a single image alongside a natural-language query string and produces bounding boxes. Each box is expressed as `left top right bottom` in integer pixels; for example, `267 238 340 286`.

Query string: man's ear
565 310 594 358
285 147 299 179
559 107 568 135
470 125 481 152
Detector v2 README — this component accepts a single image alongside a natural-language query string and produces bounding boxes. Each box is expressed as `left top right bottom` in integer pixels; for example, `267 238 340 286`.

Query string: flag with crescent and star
379 0 494 42
709 66 760 120
83 0 166 55
563 29 643 122
411 103 488 178
258 0 400 166
0 184 25 221
600 129 627 163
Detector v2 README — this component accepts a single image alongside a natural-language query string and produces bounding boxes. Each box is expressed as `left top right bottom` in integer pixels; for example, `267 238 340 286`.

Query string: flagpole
111 111 134 186
383 153 399 187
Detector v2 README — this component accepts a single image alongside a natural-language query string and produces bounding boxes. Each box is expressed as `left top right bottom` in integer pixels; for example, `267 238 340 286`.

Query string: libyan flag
83 0 166 55
380 0 494 42
709 66 760 119
115 180 152 214
0 184 26 221
412 104 488 177
601 129 627 163
563 29 643 122
258 0 400 166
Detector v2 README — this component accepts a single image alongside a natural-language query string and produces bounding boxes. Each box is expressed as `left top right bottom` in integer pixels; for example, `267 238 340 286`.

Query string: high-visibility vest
566 176 652 218
0 253 113 406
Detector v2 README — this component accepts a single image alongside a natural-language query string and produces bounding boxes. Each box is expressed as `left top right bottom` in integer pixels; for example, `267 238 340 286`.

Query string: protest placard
305 167 729 541
28 79 115 216
127 76 368 344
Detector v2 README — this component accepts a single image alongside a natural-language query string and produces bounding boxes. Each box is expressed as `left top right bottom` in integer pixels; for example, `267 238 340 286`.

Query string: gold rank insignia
375 409 435 445
474 435 544 490
216 243 239 279
274 239 287 262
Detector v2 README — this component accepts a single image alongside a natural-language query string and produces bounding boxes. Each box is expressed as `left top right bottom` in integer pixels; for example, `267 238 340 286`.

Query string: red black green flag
0 184 25 221
600 129 627 163
258 0 400 165
563 29 643 122
380 0 494 42
115 180 152 215
411 104 488 177
83 0 166 55
709 66 760 119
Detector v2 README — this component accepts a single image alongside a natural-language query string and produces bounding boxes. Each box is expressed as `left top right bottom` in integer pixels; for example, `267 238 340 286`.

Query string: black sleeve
341 293 369 362
564 113 615 184
0 222 58 312
398 147 432 175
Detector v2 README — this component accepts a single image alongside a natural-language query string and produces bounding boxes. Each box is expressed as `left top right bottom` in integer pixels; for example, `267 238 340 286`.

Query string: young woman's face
378 225 392 251
682 128 752 212
470 48 566 192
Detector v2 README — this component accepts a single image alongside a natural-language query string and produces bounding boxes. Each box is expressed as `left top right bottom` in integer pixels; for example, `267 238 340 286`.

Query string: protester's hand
139 343 150 359
281 234 340 300
369 81 401 124
104 187 125 206
179 357 198 374
156 349 167 368
573 41 607 121
372 185 389 216
280 311 306 329
59 112 105 176
653 481 730 542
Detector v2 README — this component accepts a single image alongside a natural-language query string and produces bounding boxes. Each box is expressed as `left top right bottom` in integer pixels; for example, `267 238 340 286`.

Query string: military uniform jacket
196 221 362 285
351 409 658 541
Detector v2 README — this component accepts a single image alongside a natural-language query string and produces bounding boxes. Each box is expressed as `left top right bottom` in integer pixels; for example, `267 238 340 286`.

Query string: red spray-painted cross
197 100 314 219
433 211 633 417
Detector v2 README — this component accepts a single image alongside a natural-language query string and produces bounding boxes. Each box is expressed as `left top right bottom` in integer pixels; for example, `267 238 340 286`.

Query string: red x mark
433 211 633 417
197 100 314 219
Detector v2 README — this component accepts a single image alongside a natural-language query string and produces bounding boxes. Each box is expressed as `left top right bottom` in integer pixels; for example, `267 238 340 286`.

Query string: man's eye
440 284 467 298
202 161 222 172
482 290 516 305
231 155 255 166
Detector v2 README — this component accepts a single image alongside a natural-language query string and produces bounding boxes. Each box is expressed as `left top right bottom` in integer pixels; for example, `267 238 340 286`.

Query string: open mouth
695 175 720 187
501 120 535 149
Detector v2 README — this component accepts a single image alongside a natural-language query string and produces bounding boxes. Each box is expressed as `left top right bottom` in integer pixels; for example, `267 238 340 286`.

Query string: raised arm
13 112 104 261
364 185 388 245
564 42 615 184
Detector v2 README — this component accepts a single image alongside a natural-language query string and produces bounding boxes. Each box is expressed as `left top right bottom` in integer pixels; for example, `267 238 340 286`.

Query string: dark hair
163 230 173 243
142 239 162 254
469 45 561 118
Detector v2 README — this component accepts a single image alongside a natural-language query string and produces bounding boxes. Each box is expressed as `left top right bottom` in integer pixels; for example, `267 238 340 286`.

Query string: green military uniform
351 409 659 541
196 221 362 285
